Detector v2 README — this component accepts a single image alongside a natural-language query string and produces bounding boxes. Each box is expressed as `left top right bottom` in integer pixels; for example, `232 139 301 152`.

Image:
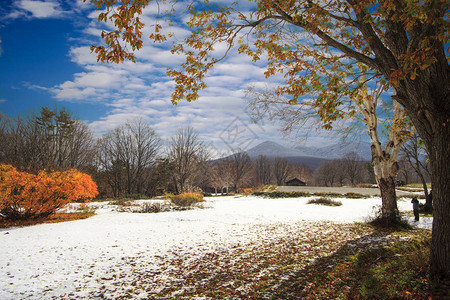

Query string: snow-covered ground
0 196 432 299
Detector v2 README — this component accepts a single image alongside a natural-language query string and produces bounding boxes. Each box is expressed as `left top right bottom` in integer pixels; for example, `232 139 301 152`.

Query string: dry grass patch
0 211 95 228
165 192 205 207
307 197 343 206
345 192 366 198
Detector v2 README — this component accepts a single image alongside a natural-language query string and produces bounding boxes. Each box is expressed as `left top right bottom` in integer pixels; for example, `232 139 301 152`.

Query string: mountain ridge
215 141 372 171
246 140 372 161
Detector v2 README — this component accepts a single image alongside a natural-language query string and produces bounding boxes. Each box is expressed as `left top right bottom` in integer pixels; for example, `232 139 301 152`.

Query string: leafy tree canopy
85 0 448 115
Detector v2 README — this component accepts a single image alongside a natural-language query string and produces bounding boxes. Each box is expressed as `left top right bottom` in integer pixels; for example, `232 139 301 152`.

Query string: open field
276 186 421 197
1 196 432 299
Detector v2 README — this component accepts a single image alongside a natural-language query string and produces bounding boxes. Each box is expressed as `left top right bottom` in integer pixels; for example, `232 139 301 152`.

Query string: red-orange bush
240 188 253 195
0 164 98 220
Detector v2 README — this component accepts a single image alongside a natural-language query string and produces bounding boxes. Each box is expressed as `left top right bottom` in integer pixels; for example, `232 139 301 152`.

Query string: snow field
0 195 431 299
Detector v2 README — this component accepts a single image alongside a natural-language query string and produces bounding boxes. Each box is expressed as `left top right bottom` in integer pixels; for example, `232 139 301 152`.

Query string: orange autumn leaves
0 164 98 220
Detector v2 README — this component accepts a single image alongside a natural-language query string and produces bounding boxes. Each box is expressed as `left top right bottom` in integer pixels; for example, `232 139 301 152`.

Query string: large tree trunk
424 190 432 213
377 176 399 223
395 48 450 279
354 81 406 227
372 154 400 224
428 126 450 280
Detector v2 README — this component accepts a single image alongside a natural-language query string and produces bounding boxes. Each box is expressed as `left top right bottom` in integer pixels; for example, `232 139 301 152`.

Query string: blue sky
0 0 349 156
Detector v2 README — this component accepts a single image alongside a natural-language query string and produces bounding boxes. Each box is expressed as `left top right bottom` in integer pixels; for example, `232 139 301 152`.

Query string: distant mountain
242 141 372 170
215 141 372 171
246 141 372 161
244 141 329 170
245 141 310 158
294 142 372 161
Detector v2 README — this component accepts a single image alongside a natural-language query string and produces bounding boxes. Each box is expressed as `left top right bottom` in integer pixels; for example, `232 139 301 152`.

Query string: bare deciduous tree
192 148 213 193
214 159 234 194
343 152 365 186
290 163 313 185
401 132 432 210
354 83 411 221
97 118 161 196
127 119 161 194
254 155 272 186
95 136 125 198
0 113 10 163
334 159 348 187
228 149 252 192
314 160 339 187
273 157 290 186
169 127 208 193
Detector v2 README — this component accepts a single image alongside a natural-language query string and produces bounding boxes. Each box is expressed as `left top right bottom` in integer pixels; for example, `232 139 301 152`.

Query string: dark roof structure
285 178 306 186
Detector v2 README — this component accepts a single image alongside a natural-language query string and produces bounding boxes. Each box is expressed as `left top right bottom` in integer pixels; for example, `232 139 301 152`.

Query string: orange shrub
165 192 204 207
241 188 253 195
0 164 98 220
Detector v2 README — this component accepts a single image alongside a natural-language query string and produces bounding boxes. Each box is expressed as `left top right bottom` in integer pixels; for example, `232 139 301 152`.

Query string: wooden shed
285 178 307 186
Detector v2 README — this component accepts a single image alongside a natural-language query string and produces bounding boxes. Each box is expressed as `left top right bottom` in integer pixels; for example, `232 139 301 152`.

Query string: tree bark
395 50 450 279
377 176 399 223
424 191 432 213
429 126 450 279
355 84 405 226
371 146 401 225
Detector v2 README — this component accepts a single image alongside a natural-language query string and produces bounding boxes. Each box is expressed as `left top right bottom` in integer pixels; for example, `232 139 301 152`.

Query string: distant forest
0 107 430 198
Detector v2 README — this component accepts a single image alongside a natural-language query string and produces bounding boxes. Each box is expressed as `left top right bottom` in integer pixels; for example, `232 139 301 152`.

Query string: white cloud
53 85 97 100
89 113 147 135
136 45 186 66
51 63 148 101
69 46 98 65
0 98 6 103
72 0 91 12
16 0 66 19
69 44 162 74
245 81 280 91
88 96 169 135
83 26 103 37
5 10 24 19
42 1 347 152
53 32 281 153
23 83 50 91
145 99 167 107
76 71 123 88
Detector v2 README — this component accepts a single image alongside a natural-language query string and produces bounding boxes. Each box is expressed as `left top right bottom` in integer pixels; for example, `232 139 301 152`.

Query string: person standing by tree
411 196 420 222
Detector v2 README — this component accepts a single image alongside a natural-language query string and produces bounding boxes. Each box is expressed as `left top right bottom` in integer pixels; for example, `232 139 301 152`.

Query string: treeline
313 153 375 187
0 107 93 172
0 108 189 198
0 107 310 197
313 147 430 188
0 107 429 198
206 152 314 193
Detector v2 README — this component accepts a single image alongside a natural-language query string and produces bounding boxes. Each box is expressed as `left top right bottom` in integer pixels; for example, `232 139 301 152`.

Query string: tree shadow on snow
267 228 440 299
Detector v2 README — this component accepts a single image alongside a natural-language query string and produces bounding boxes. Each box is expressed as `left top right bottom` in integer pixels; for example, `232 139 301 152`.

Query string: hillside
246 141 371 160
240 141 372 170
